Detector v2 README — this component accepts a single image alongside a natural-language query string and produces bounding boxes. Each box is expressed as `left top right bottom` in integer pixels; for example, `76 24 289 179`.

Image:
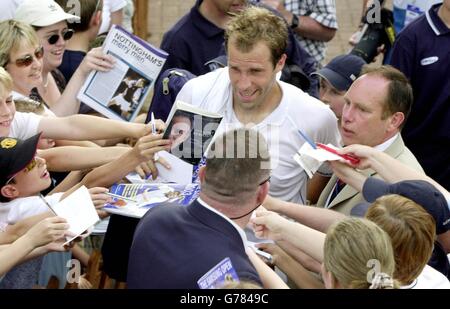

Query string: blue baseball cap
351 177 450 235
313 54 366 91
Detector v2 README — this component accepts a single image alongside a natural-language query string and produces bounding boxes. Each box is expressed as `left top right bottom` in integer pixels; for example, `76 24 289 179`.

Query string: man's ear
256 181 269 205
275 53 287 73
1 184 19 200
91 10 102 27
388 111 405 131
198 166 207 184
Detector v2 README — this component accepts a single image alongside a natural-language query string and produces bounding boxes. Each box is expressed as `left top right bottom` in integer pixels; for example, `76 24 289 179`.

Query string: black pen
39 194 58 215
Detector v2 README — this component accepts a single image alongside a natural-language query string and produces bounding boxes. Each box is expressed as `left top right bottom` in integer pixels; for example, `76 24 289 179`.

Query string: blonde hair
225 6 288 67
324 217 396 289
14 98 45 114
220 280 262 289
366 194 436 285
0 67 13 97
0 20 40 68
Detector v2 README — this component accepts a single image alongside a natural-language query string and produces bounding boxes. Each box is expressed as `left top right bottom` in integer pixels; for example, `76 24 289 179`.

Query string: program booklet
50 186 100 245
78 25 167 121
103 182 200 218
154 101 222 184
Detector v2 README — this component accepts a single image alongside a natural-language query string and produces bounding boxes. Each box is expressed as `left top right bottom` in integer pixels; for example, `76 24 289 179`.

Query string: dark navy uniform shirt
160 0 224 76
390 3 450 190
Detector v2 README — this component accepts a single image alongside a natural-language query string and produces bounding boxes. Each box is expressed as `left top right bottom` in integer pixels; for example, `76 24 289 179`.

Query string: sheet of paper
52 186 100 245
125 171 165 184
155 151 193 185
294 143 343 178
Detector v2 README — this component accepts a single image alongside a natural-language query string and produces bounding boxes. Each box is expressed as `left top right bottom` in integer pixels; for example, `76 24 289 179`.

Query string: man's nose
236 73 251 90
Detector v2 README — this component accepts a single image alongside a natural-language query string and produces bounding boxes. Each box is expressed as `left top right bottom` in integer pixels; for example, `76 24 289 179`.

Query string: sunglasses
5 157 39 185
47 29 74 45
13 46 44 68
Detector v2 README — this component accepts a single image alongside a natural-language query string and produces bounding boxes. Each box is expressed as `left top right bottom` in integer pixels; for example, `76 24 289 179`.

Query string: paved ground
146 0 368 64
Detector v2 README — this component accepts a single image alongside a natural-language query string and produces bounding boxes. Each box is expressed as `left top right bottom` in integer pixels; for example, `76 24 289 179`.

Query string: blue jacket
127 200 261 289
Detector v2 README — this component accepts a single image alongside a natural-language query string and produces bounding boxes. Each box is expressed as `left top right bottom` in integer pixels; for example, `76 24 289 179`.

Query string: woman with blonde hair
252 212 397 289
322 217 396 289
0 3 113 117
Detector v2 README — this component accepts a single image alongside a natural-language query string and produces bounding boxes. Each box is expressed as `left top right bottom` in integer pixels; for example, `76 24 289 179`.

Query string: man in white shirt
176 6 340 204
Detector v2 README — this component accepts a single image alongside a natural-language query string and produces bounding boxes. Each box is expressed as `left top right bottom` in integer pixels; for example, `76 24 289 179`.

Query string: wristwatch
290 14 299 29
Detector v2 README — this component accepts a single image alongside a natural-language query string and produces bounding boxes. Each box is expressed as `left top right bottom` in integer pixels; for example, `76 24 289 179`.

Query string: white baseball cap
15 0 80 27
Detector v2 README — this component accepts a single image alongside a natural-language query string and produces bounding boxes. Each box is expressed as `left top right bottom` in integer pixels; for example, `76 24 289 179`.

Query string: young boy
0 126 171 288
0 133 73 288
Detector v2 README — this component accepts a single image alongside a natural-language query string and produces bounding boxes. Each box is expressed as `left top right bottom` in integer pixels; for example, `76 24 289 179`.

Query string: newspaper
78 25 167 121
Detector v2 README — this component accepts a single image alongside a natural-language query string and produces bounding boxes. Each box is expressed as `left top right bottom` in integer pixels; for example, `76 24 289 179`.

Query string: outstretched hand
337 144 378 169
78 47 116 76
88 187 111 207
251 209 289 241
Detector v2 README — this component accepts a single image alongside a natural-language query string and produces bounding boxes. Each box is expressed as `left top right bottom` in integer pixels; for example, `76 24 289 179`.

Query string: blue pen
297 129 317 149
151 112 156 135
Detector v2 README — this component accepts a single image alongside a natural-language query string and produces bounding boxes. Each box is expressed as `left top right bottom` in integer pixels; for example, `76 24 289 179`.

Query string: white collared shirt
374 133 399 152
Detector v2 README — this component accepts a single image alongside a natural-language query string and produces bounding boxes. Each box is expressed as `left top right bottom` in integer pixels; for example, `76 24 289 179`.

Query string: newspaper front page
78 25 167 121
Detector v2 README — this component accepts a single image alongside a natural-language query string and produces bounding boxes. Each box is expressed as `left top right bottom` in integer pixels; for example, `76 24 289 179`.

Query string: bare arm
256 243 324 289
0 217 68 276
38 114 149 141
48 170 88 194
252 210 326 262
51 48 115 116
37 146 130 172
61 134 171 198
339 144 449 200
0 213 53 244
263 195 346 233
277 240 322 274
55 140 100 148
291 15 336 41
245 247 289 289
262 0 336 41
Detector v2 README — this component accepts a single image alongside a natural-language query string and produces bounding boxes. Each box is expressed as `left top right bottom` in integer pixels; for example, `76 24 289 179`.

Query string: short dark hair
361 65 413 129
203 128 270 202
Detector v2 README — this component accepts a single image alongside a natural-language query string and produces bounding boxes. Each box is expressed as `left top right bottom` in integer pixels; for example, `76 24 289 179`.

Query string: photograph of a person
165 111 194 152
108 69 151 121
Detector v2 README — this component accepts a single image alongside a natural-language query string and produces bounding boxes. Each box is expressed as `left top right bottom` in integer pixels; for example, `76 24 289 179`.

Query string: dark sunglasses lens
63 29 74 40
47 30 74 45
16 55 33 67
47 34 59 45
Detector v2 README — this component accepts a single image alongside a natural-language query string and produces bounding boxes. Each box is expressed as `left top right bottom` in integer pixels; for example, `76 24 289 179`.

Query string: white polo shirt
177 68 340 203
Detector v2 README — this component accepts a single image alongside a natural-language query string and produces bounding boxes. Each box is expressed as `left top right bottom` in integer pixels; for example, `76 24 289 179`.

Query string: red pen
316 143 360 165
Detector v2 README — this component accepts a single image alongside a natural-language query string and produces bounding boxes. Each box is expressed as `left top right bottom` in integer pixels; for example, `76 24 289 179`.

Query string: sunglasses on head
47 29 74 45
13 46 44 68
5 157 39 185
